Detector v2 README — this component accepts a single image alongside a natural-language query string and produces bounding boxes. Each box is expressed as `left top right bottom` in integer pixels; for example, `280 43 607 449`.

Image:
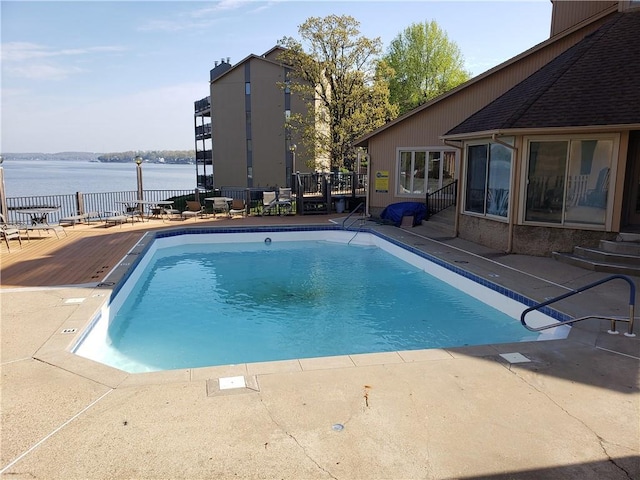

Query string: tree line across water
97 150 195 164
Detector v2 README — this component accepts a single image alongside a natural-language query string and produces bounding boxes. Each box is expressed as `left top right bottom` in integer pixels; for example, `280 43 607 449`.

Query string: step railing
520 274 636 337
425 180 457 219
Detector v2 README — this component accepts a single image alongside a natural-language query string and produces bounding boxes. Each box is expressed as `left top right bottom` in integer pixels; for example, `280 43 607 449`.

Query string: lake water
1 159 197 198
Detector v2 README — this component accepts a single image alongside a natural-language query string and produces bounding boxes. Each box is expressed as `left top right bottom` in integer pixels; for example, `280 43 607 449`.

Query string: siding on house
361 18 610 212
550 0 618 36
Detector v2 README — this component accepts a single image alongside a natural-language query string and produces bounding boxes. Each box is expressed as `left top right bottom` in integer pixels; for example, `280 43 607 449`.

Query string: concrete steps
552 234 640 276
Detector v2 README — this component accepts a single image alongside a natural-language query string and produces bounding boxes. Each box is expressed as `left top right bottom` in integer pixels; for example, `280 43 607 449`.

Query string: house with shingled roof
355 0 640 256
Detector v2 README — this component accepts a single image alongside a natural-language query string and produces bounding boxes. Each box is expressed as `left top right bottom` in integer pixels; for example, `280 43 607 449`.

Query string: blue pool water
79 234 542 372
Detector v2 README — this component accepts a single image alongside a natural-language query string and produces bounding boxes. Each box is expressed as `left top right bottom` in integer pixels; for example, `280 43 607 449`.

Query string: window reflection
525 138 612 226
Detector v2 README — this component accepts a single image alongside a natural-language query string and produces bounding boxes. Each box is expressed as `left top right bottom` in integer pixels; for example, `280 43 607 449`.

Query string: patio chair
163 206 181 221
182 200 205 221
1 226 23 252
229 199 247 218
261 191 277 215
0 215 25 252
277 188 293 215
211 197 230 218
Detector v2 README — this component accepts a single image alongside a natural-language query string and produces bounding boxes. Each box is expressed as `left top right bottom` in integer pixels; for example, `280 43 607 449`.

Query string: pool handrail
341 202 366 230
520 274 636 337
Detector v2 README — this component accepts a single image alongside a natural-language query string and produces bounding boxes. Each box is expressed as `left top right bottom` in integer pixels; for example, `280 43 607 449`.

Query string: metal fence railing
5 189 196 224
4 174 370 223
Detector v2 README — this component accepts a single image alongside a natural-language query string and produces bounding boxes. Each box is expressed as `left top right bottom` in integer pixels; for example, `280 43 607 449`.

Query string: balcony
194 96 211 115
195 124 212 140
196 150 212 163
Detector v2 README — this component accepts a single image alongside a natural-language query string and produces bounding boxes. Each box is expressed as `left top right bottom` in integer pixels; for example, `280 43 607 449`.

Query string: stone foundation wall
458 215 509 252
510 224 617 256
458 215 617 256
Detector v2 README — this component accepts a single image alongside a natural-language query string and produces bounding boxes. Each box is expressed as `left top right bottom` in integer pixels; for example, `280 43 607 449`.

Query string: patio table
16 207 60 226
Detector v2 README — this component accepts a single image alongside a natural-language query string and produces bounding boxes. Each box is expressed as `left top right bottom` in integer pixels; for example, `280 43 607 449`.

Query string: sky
1 0 553 154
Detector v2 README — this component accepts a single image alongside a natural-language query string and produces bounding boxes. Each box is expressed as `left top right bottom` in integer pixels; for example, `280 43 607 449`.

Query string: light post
289 143 297 188
135 155 144 201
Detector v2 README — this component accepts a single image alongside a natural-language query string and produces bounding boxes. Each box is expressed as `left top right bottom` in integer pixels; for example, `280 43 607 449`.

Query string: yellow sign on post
375 170 389 193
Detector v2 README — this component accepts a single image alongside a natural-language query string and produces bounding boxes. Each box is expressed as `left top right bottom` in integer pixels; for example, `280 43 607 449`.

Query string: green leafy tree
279 15 397 171
382 20 471 115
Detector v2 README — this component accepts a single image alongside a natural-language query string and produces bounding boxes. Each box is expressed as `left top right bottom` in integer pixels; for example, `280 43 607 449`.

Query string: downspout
492 134 518 253
364 153 371 216
442 140 463 237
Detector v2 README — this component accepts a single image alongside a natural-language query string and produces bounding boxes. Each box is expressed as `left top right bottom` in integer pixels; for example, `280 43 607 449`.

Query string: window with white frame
397 148 456 196
524 136 615 226
464 139 513 218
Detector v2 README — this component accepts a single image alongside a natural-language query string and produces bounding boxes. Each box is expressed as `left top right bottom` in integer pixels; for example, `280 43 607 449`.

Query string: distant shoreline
2 152 195 165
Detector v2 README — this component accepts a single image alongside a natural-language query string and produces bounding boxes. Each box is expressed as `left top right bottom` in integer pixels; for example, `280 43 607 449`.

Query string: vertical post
135 156 144 201
76 192 85 215
289 143 296 190
0 155 7 220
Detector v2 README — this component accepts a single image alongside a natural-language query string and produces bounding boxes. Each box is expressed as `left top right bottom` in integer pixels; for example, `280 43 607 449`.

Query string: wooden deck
0 214 345 289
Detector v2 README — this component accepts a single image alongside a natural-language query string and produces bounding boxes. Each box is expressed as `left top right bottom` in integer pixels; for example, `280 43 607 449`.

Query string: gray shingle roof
445 11 640 136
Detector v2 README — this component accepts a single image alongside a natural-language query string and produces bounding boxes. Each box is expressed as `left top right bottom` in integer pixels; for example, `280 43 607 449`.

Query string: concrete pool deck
1 215 638 479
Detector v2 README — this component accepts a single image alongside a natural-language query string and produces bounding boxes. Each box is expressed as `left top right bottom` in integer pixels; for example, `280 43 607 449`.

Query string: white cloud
138 0 276 32
1 42 126 81
1 42 125 62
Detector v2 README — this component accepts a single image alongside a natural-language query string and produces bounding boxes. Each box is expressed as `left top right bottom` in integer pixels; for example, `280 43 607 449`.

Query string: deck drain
206 375 260 397
64 298 86 304
499 352 531 364
61 328 77 334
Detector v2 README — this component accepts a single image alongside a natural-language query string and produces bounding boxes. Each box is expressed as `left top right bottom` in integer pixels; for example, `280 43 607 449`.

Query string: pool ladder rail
341 203 367 244
521 274 636 337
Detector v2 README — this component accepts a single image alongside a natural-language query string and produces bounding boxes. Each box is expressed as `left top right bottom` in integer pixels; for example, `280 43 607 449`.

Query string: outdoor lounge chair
182 200 205 221
1 225 23 252
211 197 230 218
26 224 66 239
229 199 247 218
261 191 277 215
104 213 127 227
277 188 293 215
0 215 25 252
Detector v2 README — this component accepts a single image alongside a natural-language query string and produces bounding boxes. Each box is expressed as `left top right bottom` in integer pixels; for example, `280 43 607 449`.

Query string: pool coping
32 223 587 389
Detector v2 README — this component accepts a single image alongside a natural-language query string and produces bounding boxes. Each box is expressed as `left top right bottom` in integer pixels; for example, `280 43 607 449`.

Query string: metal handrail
425 180 457 219
341 202 366 230
521 274 636 337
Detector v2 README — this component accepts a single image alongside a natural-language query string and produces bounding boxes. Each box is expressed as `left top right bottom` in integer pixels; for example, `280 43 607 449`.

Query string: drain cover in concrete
64 298 86 304
219 375 246 390
499 352 531 364
206 375 259 397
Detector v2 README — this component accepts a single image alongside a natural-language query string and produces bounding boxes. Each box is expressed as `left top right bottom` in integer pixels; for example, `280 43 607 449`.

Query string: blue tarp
380 202 427 227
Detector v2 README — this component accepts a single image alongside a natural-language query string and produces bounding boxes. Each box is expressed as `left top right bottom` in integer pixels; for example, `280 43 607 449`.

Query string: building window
397 148 456 196
464 140 512 218
245 82 251 94
524 136 614 226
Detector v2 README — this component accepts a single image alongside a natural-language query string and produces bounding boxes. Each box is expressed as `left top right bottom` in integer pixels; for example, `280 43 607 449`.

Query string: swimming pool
73 227 569 373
